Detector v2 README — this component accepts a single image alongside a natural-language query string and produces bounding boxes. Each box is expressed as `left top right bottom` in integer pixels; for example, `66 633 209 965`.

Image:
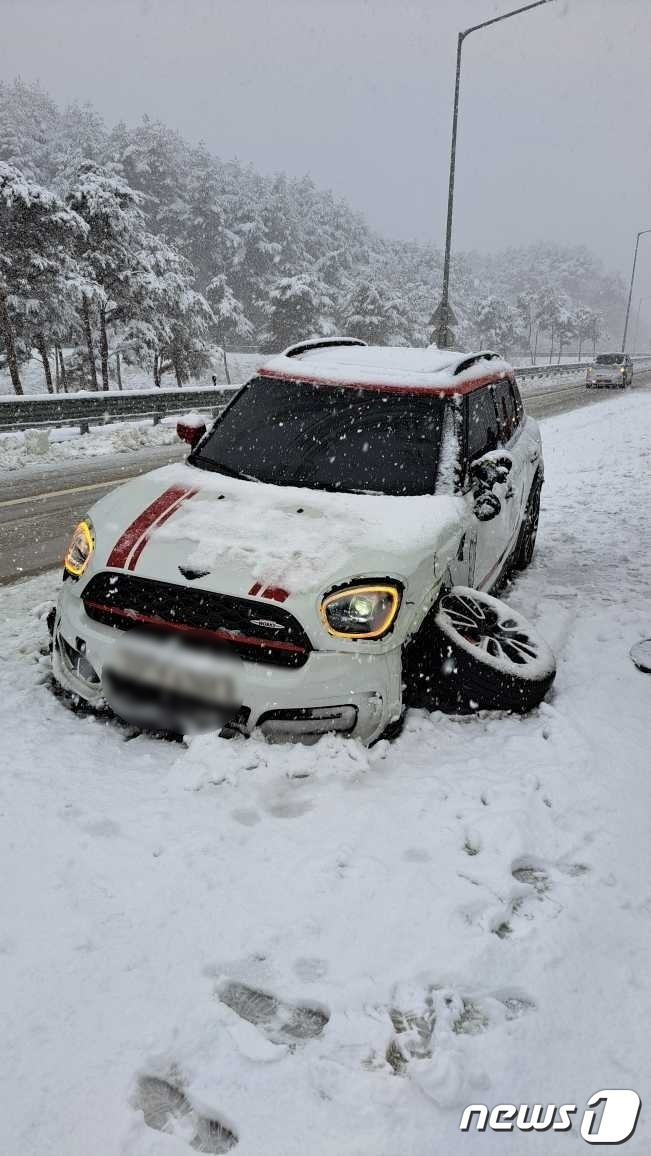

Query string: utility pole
434 0 556 349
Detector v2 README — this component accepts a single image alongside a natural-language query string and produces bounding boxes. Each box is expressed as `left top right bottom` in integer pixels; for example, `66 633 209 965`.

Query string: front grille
81 572 311 668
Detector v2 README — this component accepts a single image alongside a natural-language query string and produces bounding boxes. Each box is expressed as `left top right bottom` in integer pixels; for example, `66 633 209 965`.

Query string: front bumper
52 586 403 744
587 375 624 387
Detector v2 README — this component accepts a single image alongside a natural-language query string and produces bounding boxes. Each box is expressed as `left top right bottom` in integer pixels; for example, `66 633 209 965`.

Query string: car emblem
250 618 283 630
178 565 211 580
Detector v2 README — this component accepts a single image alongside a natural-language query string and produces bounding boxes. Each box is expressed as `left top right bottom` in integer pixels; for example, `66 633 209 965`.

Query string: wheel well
401 593 448 706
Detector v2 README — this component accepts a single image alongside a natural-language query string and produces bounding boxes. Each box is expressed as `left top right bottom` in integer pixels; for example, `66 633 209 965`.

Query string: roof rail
453 350 502 376
283 337 367 359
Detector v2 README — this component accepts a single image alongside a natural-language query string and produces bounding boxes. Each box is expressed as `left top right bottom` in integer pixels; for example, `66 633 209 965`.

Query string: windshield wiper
190 456 258 482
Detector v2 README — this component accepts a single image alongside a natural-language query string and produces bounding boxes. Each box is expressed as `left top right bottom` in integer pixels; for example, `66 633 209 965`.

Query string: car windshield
190 376 446 495
595 354 623 365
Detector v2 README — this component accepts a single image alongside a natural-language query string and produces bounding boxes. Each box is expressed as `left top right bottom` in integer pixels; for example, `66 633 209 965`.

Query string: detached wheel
512 475 541 570
433 587 556 713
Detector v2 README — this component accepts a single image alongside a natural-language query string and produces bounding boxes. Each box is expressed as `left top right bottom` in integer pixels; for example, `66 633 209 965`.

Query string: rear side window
467 387 500 460
492 379 517 443
510 379 524 426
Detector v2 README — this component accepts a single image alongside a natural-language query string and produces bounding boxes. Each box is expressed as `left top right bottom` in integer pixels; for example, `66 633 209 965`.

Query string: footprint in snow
463 837 481 857
265 798 313 819
293 956 329 982
218 981 329 1047
382 986 535 1075
230 807 261 827
491 862 553 937
492 858 590 938
135 1074 237 1154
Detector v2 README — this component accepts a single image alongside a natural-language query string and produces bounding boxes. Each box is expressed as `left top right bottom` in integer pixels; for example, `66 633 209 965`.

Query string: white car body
53 341 543 743
586 352 633 388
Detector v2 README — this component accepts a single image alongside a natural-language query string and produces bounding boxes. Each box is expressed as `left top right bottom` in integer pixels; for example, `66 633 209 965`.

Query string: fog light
58 635 100 684
258 705 358 742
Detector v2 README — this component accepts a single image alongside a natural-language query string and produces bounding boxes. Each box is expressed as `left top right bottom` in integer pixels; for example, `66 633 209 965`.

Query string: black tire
512 474 541 571
425 587 556 714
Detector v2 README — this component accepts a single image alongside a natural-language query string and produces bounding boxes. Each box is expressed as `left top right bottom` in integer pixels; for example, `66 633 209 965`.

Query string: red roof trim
84 600 306 654
258 366 512 397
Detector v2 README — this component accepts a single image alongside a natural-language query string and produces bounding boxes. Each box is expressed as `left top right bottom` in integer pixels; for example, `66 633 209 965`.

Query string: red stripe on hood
107 485 195 570
127 488 198 571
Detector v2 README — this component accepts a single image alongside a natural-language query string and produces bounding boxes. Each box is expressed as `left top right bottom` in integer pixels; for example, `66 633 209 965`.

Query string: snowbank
0 394 650 1154
0 417 182 472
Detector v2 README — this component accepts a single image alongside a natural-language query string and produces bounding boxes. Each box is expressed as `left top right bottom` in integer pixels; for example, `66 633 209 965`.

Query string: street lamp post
621 230 651 354
434 0 556 349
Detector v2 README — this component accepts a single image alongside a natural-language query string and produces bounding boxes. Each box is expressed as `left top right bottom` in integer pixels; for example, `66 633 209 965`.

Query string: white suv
52 339 555 743
586 352 633 389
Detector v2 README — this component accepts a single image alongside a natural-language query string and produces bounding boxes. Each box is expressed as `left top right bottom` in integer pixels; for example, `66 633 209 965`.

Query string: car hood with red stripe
83 461 466 610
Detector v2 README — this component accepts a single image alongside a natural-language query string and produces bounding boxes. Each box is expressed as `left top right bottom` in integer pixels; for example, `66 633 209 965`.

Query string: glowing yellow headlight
321 584 401 639
63 519 95 578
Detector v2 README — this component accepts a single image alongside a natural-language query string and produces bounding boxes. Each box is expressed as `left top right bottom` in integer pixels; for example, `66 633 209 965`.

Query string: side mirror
470 452 512 522
473 491 502 522
176 416 207 447
470 453 513 489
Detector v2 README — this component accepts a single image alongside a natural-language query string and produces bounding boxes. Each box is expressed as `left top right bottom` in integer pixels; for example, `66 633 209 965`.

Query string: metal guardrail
517 355 651 380
516 362 585 380
0 386 235 435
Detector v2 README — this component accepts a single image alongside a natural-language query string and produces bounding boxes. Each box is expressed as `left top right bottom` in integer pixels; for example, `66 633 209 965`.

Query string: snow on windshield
192 376 448 496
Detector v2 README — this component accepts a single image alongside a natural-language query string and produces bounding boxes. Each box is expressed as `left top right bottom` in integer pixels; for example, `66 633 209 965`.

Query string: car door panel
464 385 512 588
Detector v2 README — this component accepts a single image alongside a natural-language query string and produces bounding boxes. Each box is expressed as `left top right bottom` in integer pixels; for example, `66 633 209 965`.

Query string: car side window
492 380 516 444
467 387 500 461
509 379 524 427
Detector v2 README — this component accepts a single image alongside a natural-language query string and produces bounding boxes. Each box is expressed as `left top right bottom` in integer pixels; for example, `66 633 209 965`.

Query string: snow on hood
141 462 465 589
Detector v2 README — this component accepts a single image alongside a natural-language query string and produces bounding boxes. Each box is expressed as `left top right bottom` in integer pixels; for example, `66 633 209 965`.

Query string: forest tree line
0 79 626 394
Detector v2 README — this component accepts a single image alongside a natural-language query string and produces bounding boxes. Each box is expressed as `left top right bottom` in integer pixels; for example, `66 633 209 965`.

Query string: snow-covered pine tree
65 162 152 389
0 80 60 183
0 161 88 394
339 279 394 345
205 274 253 382
128 232 215 387
466 296 518 356
263 274 332 352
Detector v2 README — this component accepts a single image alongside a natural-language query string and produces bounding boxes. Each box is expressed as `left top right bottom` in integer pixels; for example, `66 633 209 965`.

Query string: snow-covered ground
1 394 650 1155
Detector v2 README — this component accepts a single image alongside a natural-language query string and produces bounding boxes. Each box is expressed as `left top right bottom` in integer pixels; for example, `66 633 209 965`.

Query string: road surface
0 443 185 584
1 374 649 584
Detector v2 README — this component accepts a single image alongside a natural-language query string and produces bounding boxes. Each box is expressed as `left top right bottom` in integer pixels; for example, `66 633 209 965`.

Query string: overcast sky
3 0 651 311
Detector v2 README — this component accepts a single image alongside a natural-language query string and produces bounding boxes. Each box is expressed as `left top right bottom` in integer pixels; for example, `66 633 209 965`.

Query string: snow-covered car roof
257 340 514 396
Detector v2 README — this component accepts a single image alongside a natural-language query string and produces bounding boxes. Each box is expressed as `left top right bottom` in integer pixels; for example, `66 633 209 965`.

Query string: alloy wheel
439 591 540 667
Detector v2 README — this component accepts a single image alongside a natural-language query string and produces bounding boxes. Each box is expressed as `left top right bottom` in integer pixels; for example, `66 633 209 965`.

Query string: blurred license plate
108 645 235 704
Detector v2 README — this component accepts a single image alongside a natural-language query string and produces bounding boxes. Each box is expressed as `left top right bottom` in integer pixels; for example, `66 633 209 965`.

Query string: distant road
1 373 649 585
0 443 184 584
523 374 651 418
